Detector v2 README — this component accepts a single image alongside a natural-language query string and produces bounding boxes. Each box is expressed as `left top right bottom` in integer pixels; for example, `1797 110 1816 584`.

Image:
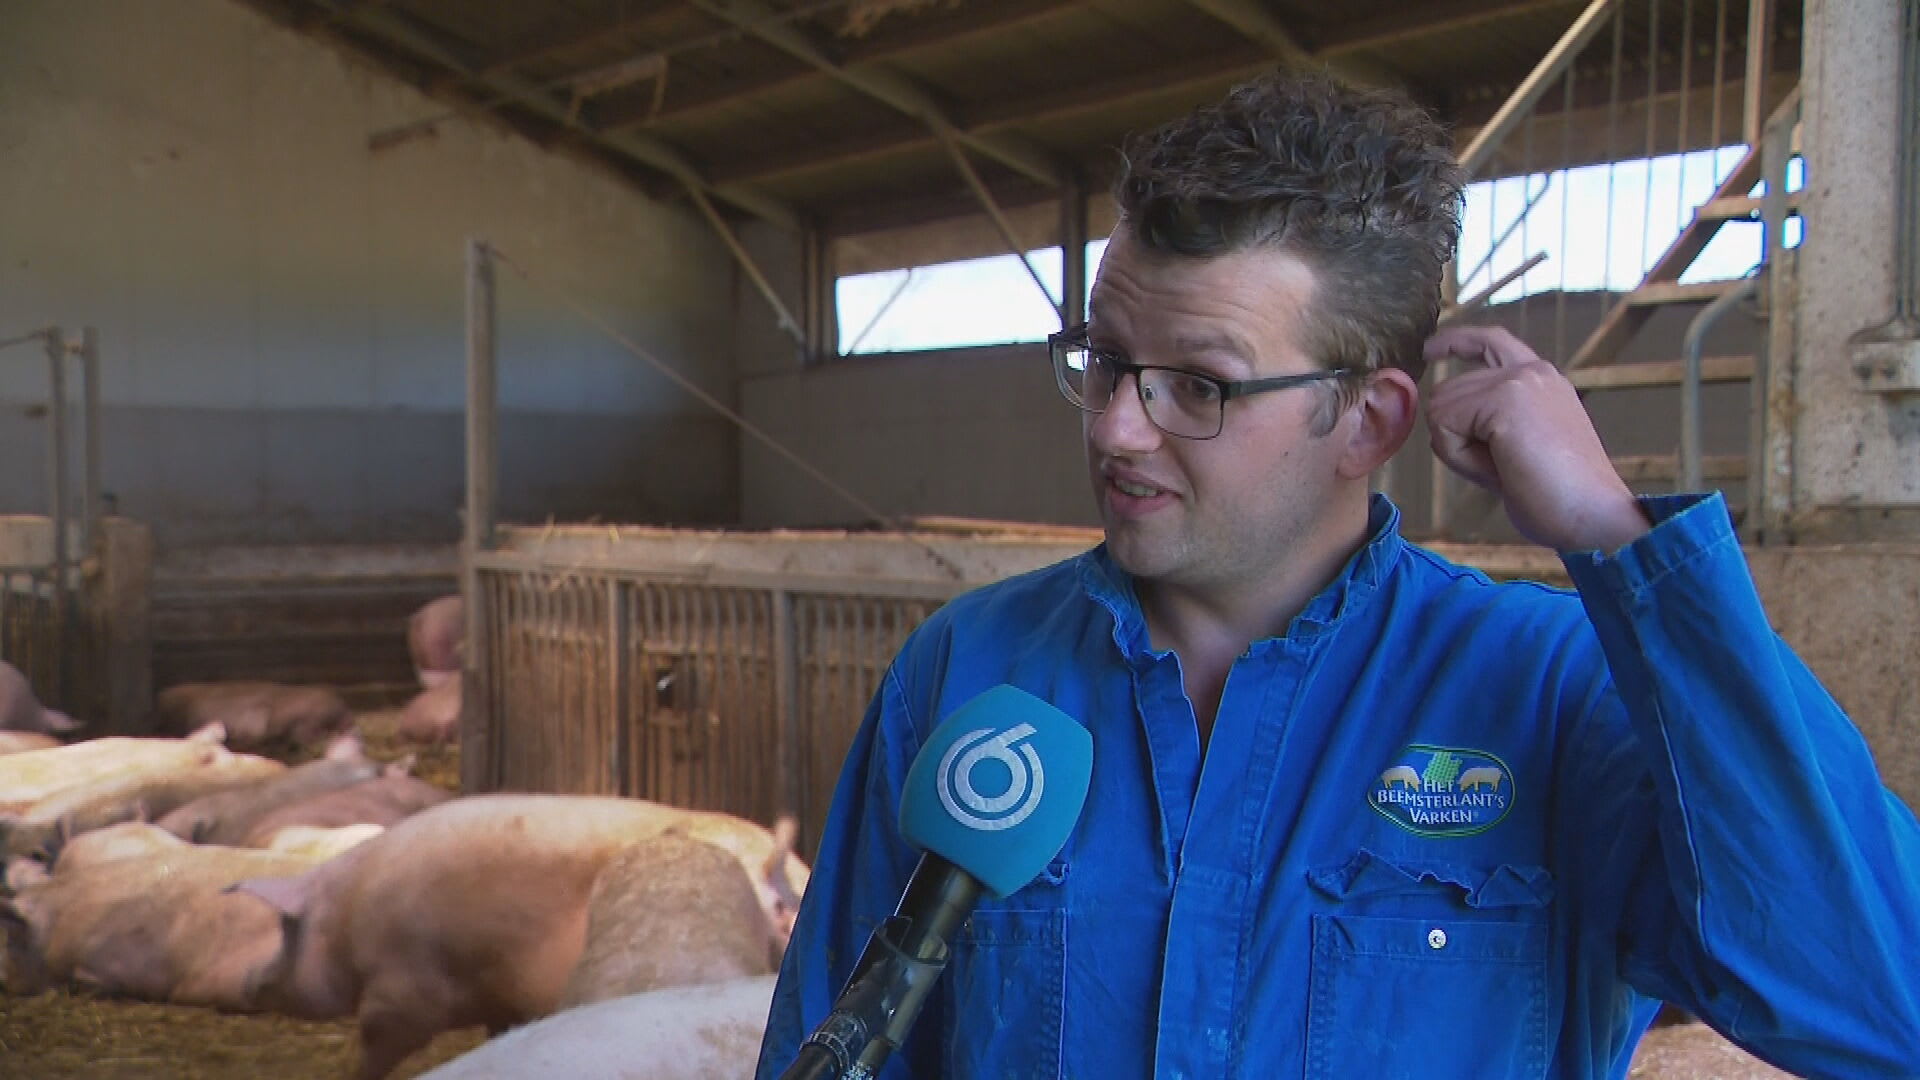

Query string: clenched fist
1424 325 1652 553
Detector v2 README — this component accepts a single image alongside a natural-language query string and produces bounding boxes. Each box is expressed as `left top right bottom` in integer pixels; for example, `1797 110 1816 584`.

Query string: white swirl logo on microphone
936 723 1045 832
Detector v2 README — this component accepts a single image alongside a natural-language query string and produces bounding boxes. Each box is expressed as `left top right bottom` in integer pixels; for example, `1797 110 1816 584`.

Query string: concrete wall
0 0 741 550
1786 0 1920 532
737 286 1761 533
740 341 1090 529
1753 545 1920 811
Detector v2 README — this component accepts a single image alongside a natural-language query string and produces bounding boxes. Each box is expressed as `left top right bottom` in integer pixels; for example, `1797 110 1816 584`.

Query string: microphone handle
780 855 984 1079
780 1043 842 1080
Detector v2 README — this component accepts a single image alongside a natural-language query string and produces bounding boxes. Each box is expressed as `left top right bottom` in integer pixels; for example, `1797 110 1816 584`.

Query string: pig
156 736 383 846
232 795 810 1080
418 975 776 1080
397 679 461 744
239 771 450 847
0 725 227 816
260 824 385 860
408 596 465 690
154 681 354 755
558 829 785 1008
0 841 320 1007
5 821 186 895
0 660 80 735
0 732 60 756
46 822 186 874
2 750 285 859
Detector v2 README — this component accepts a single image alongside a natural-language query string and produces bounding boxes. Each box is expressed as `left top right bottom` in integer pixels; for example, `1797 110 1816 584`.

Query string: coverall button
1427 927 1447 950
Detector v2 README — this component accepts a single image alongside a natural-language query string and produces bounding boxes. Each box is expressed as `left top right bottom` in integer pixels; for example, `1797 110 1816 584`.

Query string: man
756 71 1920 1078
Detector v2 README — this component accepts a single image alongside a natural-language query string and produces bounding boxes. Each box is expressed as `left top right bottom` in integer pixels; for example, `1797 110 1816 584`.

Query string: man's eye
1169 373 1223 403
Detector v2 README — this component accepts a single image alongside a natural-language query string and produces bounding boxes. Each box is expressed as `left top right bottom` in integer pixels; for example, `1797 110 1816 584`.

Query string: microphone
781 684 1092 1080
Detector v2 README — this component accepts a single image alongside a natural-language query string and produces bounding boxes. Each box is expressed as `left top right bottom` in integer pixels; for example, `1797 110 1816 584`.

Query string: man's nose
1087 374 1163 453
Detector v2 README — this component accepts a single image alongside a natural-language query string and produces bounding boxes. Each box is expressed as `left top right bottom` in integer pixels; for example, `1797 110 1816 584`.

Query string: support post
80 327 100 555
772 588 800 843
1743 0 1775 147
462 239 498 795
1060 174 1088 328
44 327 70 710
608 578 631 796
1757 90 1799 539
802 227 832 361
91 518 151 733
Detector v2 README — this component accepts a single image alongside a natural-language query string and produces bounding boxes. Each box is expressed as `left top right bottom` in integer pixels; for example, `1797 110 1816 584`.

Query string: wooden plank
1612 453 1748 483
1699 191 1798 221
1569 355 1755 391
1627 279 1743 306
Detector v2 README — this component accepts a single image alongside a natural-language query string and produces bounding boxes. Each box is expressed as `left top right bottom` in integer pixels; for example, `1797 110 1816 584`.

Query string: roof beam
473 2 682 77
708 46 1276 187
309 0 801 229
706 0 1598 191
1181 0 1315 68
1181 0 1399 85
600 0 1088 134
713 0 1583 189
1317 0 1584 54
685 0 1064 187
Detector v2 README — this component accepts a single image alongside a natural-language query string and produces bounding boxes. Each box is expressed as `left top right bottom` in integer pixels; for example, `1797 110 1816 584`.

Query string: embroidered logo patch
1370 745 1514 837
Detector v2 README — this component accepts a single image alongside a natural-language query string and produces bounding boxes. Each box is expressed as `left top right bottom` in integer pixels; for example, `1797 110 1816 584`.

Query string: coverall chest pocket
942 905 1067 1080
1304 852 1553 1079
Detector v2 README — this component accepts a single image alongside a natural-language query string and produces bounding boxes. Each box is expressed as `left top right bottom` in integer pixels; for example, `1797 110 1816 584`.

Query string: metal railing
0 326 102 714
467 543 970 850
1429 0 1797 538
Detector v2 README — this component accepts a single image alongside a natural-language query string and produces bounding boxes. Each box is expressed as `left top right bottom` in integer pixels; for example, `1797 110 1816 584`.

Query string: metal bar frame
462 238 499 794
44 328 70 711
1680 276 1759 491
80 328 100 553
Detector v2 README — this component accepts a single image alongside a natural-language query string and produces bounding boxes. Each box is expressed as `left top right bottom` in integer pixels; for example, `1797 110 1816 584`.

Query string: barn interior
2 0 1916 1076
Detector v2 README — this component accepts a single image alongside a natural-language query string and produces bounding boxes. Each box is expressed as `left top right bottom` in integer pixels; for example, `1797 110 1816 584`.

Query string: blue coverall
757 494 1920 1079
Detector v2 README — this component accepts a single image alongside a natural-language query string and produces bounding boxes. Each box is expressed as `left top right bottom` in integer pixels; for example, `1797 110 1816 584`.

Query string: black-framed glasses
1048 323 1358 440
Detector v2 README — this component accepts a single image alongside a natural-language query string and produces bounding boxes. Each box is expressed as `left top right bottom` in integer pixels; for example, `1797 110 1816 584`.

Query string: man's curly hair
1115 70 1464 393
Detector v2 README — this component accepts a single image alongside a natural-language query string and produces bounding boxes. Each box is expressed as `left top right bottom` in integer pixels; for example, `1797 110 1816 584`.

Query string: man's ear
1337 367 1419 479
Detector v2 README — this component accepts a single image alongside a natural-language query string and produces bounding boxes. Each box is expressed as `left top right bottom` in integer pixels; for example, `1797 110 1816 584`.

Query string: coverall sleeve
1560 493 1920 1075
755 666 940 1080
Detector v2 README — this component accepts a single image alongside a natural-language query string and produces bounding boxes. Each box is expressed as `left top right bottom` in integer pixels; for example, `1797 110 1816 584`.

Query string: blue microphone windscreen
898 685 1092 898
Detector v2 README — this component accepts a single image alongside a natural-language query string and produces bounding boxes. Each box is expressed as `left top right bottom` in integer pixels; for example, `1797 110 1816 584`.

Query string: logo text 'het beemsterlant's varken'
1371 745 1514 837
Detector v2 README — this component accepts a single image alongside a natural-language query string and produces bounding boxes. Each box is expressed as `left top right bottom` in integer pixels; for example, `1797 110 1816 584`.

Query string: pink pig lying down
231 794 809 1080
0 732 60 756
155 735 386 846
0 661 80 736
0 725 230 817
418 975 776 1080
238 772 450 848
0 835 324 1009
559 828 790 1009
154 681 355 756
1 749 285 860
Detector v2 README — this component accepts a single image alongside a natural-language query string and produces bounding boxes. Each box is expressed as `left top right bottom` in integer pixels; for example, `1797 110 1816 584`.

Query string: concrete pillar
88 517 152 734
1785 0 1920 539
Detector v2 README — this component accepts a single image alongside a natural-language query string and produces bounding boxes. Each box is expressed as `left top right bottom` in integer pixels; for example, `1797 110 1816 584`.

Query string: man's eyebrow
1172 331 1250 356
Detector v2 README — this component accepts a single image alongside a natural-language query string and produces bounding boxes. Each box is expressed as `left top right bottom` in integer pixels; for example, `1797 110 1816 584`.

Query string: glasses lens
1054 341 1113 409
1137 368 1223 438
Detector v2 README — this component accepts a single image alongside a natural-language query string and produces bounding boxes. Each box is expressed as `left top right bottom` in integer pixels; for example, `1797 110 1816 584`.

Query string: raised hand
1423 325 1651 553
